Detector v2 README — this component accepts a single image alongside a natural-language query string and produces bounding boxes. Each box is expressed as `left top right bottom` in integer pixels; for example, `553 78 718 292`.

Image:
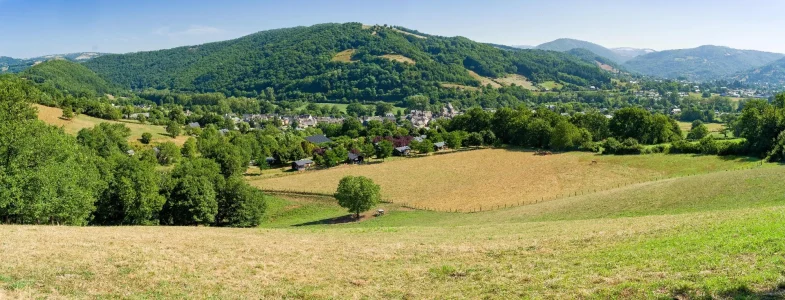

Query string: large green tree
335 176 381 219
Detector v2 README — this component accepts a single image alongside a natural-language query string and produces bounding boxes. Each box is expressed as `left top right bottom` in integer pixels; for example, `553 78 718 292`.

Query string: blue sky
2 0 784 58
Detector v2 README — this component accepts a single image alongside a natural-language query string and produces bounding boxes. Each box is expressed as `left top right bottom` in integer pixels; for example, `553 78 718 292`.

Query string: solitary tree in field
62 107 74 120
166 121 181 138
335 176 381 219
140 132 152 144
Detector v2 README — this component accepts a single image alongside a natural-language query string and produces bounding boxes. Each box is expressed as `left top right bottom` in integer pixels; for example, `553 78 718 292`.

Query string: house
219 129 230 135
347 153 364 164
127 113 150 119
188 122 201 129
126 149 135 156
408 110 433 128
440 103 458 118
433 142 446 151
264 156 279 166
305 134 332 144
394 146 411 156
413 135 427 143
671 108 682 115
291 159 314 171
297 114 318 128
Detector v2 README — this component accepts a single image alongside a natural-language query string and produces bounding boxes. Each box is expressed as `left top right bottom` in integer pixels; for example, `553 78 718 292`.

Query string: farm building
434 142 446 151
347 153 364 164
188 122 201 129
305 134 332 144
394 146 411 156
292 159 314 171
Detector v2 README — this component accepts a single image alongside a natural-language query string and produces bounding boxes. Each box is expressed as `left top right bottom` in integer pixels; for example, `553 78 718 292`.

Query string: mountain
535 38 626 64
565 48 624 73
0 52 107 73
20 60 116 98
734 57 785 87
84 23 611 101
512 45 534 49
624 45 784 81
611 47 656 61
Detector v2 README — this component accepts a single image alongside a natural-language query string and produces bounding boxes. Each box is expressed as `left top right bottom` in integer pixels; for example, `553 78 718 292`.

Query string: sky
2 0 785 58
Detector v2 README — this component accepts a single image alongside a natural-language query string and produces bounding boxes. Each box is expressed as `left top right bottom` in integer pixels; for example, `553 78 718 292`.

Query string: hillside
20 60 116 98
624 45 784 81
535 38 627 63
734 57 785 87
84 23 611 101
565 48 624 73
4 163 785 298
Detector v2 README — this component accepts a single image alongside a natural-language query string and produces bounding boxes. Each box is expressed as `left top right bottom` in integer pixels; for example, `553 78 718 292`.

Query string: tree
160 158 224 226
62 106 74 120
216 176 266 227
445 131 464 149
156 142 181 165
140 132 153 144
415 139 434 154
465 132 484 147
687 120 710 140
181 137 198 158
166 120 181 137
346 102 369 117
375 102 394 116
375 140 394 160
335 176 381 219
550 121 581 150
93 154 165 225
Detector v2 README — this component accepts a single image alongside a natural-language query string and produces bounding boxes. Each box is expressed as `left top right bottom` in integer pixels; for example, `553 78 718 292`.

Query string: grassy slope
2 151 784 298
252 149 764 211
35 104 189 146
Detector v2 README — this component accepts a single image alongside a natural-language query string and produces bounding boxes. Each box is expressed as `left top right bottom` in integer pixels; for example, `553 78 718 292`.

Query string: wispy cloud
153 25 224 38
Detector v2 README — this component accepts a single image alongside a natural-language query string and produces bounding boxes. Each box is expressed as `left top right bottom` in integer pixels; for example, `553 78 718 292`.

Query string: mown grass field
296 102 406 115
251 149 765 211
35 104 189 145
3 164 785 298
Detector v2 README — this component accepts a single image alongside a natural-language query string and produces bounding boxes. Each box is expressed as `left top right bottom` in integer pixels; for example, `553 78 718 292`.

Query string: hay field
331 49 356 62
36 104 188 145
250 149 762 211
494 74 537 90
379 54 415 65
678 121 725 133
467 70 502 88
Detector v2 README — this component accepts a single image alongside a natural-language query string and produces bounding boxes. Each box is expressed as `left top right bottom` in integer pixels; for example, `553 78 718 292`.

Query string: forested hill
624 45 784 81
535 38 626 64
20 60 116 98
84 23 611 101
734 57 785 87
565 48 624 73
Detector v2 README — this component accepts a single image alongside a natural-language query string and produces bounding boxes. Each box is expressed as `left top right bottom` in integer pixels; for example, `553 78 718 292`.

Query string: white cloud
153 25 224 38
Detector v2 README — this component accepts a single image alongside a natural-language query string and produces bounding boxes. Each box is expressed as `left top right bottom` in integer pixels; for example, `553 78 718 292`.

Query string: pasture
296 102 406 115
331 49 356 62
250 149 764 211
379 54 415 65
35 104 188 145
494 74 538 90
467 70 501 88
678 121 725 133
3 164 785 298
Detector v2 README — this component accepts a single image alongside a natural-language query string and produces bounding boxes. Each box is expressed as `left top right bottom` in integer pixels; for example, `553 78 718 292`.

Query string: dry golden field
331 49 356 62
250 149 762 211
494 74 538 90
467 70 502 88
379 54 415 64
35 104 189 146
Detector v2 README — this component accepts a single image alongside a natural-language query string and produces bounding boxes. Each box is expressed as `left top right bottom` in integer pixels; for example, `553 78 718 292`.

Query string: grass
539 81 563 90
494 74 537 90
379 54 415 65
250 149 765 211
35 104 189 146
297 102 405 115
467 70 501 88
331 49 356 63
678 121 725 133
3 157 785 298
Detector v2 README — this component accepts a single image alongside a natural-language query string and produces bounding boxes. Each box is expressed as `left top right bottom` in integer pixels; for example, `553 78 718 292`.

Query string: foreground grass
35 104 188 145
2 207 784 299
251 149 765 211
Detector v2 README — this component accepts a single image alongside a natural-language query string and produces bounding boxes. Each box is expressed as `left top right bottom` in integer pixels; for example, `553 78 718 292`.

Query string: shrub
140 132 152 144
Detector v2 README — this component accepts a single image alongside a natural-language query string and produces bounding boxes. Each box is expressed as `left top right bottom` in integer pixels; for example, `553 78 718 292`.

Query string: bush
140 132 152 144
670 140 702 154
601 138 642 155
